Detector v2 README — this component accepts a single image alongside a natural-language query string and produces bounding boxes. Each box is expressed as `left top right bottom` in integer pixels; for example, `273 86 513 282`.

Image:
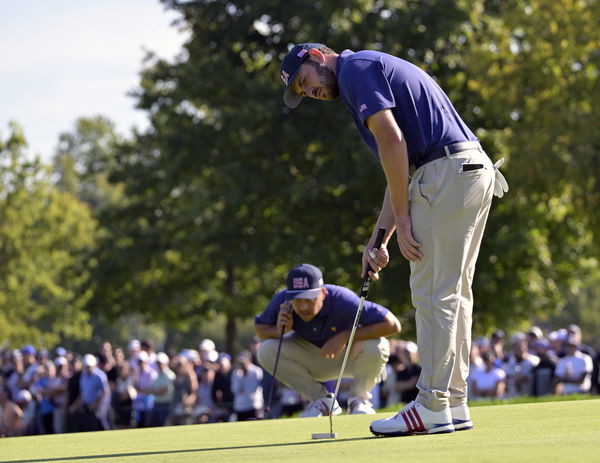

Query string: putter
312 227 386 440
264 323 286 417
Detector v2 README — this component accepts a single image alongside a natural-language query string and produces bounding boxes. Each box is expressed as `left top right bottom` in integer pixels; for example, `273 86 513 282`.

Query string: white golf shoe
450 403 473 431
347 397 376 415
299 393 342 418
370 401 454 436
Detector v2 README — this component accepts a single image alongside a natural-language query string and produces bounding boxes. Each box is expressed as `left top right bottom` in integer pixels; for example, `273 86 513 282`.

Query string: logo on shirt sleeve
360 104 368 112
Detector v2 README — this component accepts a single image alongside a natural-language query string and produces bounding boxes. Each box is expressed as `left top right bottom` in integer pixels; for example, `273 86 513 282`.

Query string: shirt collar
336 49 354 77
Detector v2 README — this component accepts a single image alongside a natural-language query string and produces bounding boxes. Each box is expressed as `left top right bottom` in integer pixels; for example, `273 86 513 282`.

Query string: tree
86 0 599 349
0 123 97 347
54 115 125 212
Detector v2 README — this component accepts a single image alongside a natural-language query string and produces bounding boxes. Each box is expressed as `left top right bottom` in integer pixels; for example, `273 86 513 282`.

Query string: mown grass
1 398 599 463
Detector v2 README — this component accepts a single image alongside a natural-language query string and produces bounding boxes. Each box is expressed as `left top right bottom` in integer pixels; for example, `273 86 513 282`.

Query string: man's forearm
379 141 410 222
354 316 401 341
375 188 397 242
255 323 281 340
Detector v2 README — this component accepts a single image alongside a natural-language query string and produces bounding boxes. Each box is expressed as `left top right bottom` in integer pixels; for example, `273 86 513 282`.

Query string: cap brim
287 287 322 299
284 87 303 109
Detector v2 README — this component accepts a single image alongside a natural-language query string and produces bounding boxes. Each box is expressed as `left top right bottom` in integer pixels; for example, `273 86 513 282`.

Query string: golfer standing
279 44 508 436
255 263 401 417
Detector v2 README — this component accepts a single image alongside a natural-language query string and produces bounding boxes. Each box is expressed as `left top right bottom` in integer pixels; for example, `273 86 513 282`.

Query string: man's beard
310 61 340 99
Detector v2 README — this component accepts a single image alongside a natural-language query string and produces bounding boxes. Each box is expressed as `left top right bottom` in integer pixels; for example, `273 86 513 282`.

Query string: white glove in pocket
493 158 509 198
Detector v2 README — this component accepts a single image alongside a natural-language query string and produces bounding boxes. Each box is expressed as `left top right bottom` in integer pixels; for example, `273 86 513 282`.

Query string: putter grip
360 227 386 297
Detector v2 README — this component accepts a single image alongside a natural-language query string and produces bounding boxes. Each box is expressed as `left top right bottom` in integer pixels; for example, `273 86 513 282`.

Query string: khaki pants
257 333 390 402
409 147 495 411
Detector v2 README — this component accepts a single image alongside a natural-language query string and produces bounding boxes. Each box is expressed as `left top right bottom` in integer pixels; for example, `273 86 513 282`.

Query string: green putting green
1 399 599 463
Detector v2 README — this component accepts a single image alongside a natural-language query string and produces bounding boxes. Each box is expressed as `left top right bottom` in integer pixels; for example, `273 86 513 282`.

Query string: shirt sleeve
329 285 390 326
254 290 286 325
342 59 396 126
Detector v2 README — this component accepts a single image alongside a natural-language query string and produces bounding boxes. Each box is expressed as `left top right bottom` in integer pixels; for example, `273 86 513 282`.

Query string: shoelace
313 399 330 416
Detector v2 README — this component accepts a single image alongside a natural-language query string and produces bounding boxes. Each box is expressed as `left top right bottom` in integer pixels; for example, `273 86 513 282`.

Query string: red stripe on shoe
401 411 414 432
410 407 425 432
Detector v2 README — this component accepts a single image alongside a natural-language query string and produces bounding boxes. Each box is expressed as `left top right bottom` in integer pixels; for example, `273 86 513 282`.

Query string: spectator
380 353 402 407
491 329 506 363
471 352 506 399
50 357 70 434
199 339 219 364
565 324 598 395
548 329 568 358
567 324 596 359
394 341 421 404
111 362 135 429
593 352 600 395
554 336 594 395
503 333 539 397
474 336 491 356
530 341 558 397
6 351 24 400
99 342 118 387
132 351 157 427
146 352 175 427
14 389 35 435
140 339 158 369
194 366 216 423
212 353 234 422
30 361 57 434
467 343 486 398
20 345 38 389
170 356 198 425
526 326 544 350
0 386 24 437
127 339 141 369
65 356 83 433
72 354 110 432
231 351 263 421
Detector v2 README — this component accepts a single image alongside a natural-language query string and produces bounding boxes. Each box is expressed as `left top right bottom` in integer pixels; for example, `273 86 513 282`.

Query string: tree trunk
225 261 237 355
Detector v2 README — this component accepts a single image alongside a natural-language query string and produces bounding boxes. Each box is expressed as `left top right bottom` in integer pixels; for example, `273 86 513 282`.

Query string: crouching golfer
255 263 401 416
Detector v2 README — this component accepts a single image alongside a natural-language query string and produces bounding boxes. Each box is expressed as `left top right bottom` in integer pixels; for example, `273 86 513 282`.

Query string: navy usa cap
286 263 324 299
280 43 325 108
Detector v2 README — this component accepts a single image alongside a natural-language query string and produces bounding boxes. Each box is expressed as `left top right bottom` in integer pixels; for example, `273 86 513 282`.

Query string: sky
0 0 187 162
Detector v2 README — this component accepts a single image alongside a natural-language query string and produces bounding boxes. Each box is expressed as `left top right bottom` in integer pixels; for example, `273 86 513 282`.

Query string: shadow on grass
0 436 377 463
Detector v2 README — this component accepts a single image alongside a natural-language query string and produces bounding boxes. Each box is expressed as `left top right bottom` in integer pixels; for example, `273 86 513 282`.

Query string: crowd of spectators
1 323 598 438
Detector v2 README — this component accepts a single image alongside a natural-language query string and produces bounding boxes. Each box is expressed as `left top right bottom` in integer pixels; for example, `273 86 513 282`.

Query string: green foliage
0 123 97 347
77 0 599 349
54 115 125 212
4 0 594 349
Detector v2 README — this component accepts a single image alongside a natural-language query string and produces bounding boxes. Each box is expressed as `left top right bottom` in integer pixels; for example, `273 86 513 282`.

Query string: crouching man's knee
256 338 279 373
360 338 390 363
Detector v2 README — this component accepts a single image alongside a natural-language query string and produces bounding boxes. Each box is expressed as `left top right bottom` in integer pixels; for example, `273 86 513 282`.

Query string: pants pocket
411 165 435 207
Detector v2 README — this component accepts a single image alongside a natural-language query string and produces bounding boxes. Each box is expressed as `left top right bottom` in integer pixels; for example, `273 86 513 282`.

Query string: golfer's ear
309 48 325 62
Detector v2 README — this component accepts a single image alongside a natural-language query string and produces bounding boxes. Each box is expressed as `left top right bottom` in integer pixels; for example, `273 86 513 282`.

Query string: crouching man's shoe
370 401 454 437
450 403 473 431
300 393 342 418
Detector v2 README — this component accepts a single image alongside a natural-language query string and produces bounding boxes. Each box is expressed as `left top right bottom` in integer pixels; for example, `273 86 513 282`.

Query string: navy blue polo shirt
254 284 389 348
336 49 476 166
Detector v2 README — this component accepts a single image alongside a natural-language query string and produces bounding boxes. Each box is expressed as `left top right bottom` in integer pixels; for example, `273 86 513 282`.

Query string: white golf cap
82 354 97 367
404 341 418 354
128 339 141 351
16 389 32 402
156 352 170 364
199 339 216 351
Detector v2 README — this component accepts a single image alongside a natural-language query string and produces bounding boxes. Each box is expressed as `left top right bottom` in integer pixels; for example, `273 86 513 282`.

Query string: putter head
311 433 338 439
